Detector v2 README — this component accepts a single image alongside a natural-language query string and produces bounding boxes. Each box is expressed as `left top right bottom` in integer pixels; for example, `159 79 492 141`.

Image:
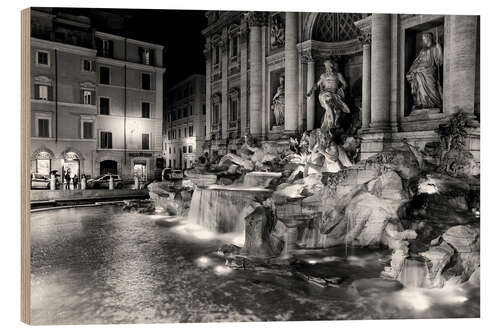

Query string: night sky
38 7 208 90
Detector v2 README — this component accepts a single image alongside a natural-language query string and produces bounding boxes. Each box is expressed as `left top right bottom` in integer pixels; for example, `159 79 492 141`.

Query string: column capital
246 11 268 27
301 50 315 64
238 25 249 42
358 31 372 45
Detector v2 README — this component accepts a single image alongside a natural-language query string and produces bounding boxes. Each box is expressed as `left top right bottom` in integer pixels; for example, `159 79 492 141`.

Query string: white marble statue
307 60 350 133
271 74 285 126
406 32 443 110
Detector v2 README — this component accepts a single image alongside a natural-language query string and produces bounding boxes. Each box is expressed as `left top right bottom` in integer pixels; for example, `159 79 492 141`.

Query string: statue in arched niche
271 73 285 126
307 59 350 133
406 32 443 110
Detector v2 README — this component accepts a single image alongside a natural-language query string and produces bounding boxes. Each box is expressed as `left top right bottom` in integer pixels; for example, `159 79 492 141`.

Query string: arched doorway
133 160 147 181
100 160 118 175
62 151 81 179
31 148 54 176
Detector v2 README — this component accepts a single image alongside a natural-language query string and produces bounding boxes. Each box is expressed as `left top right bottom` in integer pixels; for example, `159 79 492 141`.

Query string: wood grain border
21 7 31 325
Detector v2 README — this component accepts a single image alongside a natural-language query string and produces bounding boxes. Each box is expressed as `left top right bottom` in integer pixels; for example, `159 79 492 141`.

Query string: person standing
73 174 79 190
64 169 71 190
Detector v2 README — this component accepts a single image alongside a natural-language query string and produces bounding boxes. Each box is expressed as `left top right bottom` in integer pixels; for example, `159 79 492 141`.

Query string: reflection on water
31 205 479 325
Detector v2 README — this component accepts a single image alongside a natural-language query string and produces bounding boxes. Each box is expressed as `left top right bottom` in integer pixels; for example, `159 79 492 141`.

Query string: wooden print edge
21 7 31 325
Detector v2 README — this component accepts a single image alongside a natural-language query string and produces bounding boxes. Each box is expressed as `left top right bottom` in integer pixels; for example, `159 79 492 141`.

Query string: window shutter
91 60 96 72
109 133 112 148
96 37 102 56
108 40 114 58
150 50 155 66
80 89 84 104
34 84 40 99
100 132 105 148
91 91 96 105
138 47 144 63
48 86 53 101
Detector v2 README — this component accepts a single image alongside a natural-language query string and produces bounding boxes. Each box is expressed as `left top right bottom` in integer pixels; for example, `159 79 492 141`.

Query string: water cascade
187 185 271 234
398 257 428 288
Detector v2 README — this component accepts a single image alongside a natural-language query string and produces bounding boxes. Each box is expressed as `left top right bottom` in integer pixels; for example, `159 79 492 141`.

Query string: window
100 131 112 149
140 47 151 65
141 102 150 118
83 90 93 105
178 129 181 138
142 133 150 150
183 146 187 153
188 145 193 153
189 126 193 137
169 147 171 154
184 127 187 137
189 105 193 116
100 67 110 85
230 99 238 122
99 97 110 115
82 59 93 72
82 122 94 139
231 36 238 57
36 50 49 66
101 39 113 57
183 107 188 118
141 73 151 90
214 46 220 65
202 104 206 115
38 85 49 100
212 103 220 124
38 118 49 137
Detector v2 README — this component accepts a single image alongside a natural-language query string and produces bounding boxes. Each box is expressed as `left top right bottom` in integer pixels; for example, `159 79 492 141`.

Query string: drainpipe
124 38 127 172
54 49 58 143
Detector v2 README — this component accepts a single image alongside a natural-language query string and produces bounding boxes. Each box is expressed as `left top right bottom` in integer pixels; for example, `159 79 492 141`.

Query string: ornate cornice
219 29 228 52
354 15 372 34
246 11 268 27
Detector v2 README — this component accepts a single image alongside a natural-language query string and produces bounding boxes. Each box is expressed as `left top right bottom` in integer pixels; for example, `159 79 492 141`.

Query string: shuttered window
100 97 110 115
100 132 112 149
83 122 93 139
100 67 110 85
38 118 49 137
141 73 151 90
142 133 150 150
141 102 150 118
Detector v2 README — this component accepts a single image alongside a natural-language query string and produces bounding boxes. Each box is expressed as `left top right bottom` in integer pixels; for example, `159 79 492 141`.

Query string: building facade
203 12 479 160
163 74 206 170
30 9 165 181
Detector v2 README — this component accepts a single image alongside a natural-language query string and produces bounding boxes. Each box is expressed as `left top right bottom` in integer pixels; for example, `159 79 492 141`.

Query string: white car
86 174 124 189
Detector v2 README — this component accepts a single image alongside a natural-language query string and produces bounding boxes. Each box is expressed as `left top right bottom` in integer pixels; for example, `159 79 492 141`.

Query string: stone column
284 12 299 134
443 15 478 118
361 36 371 130
239 23 249 135
220 30 229 140
370 14 391 131
204 42 212 140
305 52 316 131
248 12 265 137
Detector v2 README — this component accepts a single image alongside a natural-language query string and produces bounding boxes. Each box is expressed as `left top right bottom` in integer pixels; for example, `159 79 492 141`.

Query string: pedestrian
73 174 79 190
64 170 71 190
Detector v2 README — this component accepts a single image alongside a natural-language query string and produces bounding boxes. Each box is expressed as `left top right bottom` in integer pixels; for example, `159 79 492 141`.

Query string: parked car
31 173 52 189
86 174 124 189
162 168 184 180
